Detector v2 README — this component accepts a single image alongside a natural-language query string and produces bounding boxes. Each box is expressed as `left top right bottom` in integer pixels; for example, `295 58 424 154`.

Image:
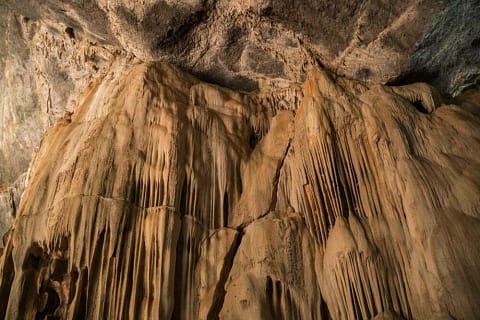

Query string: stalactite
0 61 479 320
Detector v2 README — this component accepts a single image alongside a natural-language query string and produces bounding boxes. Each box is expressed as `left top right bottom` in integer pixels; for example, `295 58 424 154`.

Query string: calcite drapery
0 60 479 319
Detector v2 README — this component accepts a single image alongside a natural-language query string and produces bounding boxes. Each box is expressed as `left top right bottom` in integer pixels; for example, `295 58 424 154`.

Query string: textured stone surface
2 0 479 94
0 0 479 319
0 61 479 319
2 0 479 222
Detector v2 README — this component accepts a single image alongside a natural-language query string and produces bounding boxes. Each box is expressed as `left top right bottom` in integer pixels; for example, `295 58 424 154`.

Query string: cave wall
0 0 480 319
0 59 479 319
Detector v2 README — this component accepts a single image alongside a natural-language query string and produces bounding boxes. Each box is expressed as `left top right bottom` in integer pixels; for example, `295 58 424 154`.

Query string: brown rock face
1 1 480 319
0 59 479 319
2 0 480 234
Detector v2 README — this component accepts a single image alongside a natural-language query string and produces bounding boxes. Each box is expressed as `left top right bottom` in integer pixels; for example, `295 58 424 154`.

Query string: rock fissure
205 228 244 320
269 140 292 213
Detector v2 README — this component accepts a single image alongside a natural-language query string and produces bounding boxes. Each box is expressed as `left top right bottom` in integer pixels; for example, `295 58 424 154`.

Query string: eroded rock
0 2 479 316
0 60 479 319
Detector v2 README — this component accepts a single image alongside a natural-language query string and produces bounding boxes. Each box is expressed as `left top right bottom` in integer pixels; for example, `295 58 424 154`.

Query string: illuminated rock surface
0 1 479 319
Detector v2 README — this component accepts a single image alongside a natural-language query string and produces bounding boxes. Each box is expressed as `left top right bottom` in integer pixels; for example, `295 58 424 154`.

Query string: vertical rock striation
0 59 479 319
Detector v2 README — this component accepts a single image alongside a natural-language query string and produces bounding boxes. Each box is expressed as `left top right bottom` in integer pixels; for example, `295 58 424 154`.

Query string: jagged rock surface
3 0 480 94
0 59 479 319
0 3 116 232
1 1 480 318
2 0 480 242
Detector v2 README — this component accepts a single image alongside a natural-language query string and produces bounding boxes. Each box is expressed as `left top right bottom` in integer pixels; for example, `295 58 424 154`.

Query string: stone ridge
1 1 479 226
0 61 479 319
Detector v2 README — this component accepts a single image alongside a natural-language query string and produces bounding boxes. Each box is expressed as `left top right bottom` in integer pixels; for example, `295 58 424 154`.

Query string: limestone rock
2 0 479 94
0 4 116 230
230 110 294 227
0 173 27 245
196 227 239 320
0 60 478 319
0 61 263 318
0 1 479 318
221 213 323 320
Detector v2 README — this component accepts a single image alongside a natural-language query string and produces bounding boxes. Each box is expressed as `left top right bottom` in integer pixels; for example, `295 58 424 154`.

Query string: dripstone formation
0 1 479 319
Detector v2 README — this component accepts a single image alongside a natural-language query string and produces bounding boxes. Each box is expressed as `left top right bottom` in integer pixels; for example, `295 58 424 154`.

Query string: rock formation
0 1 479 319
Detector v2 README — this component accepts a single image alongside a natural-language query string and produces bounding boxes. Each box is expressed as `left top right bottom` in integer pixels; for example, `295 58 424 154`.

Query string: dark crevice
238 138 292 229
471 37 480 48
320 296 331 320
152 0 214 50
206 229 244 320
266 275 273 297
9 189 16 218
65 27 75 39
22 243 47 270
190 69 259 93
387 70 439 91
0 243 14 318
143 179 151 207
172 184 196 319
332 140 356 218
86 230 105 313
266 276 281 318
36 287 60 320
412 99 429 114
261 6 273 16
179 178 188 215
72 268 88 320
249 130 260 149
50 258 68 280
223 192 229 227
238 175 243 195
69 268 79 304
268 140 291 213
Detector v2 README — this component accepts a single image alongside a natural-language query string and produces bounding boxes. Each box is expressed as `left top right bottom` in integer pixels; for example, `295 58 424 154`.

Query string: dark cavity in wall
65 27 75 39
